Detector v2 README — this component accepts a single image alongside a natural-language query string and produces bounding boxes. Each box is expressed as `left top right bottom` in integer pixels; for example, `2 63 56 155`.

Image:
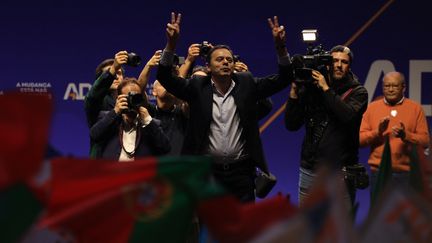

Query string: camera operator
285 45 368 207
90 78 170 161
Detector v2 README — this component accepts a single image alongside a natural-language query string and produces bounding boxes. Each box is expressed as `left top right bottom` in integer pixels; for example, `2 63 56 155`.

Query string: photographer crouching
285 44 368 208
90 78 171 161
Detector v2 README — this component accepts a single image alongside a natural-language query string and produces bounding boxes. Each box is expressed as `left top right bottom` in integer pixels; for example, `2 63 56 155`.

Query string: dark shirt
147 103 188 156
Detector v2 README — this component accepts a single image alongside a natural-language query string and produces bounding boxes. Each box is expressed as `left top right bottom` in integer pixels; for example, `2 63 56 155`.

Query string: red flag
198 193 297 243
38 156 223 243
0 92 52 189
0 92 52 242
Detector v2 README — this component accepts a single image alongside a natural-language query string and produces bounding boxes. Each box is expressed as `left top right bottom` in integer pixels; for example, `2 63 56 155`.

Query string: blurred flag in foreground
38 156 223 243
0 93 52 243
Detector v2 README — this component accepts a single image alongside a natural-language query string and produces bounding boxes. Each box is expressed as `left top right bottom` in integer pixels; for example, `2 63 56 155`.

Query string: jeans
299 167 356 208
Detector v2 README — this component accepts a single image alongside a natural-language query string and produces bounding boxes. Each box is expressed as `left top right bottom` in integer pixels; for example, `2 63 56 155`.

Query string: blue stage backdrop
1 0 431 224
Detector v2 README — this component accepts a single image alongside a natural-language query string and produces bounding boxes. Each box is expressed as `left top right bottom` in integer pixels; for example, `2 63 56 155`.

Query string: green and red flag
39 156 224 243
409 144 424 193
0 184 43 243
0 92 52 189
371 136 393 207
0 92 52 243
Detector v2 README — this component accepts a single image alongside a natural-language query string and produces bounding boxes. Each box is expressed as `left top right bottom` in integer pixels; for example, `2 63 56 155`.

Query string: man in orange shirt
360 71 430 191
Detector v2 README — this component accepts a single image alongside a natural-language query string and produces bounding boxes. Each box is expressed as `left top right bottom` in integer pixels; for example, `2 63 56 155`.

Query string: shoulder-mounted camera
292 30 333 85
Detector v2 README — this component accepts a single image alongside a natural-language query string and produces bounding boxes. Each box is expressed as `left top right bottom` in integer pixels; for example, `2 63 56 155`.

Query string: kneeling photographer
285 41 368 208
90 77 170 161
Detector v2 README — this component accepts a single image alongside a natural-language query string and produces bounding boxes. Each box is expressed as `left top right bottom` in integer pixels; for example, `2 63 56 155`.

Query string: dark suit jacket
157 64 293 172
90 110 171 160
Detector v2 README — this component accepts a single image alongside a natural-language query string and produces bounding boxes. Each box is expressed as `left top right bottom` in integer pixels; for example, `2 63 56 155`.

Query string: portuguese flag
0 184 43 243
198 193 297 243
39 156 224 243
0 92 52 243
370 136 393 207
0 92 52 189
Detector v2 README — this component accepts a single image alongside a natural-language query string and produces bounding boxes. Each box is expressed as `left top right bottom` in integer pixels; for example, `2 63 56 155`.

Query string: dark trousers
211 160 256 203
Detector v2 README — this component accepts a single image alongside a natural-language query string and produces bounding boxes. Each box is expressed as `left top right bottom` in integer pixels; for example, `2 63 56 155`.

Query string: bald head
383 71 405 85
382 71 405 105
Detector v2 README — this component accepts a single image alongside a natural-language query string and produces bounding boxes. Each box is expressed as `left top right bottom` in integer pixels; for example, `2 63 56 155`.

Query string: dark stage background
1 0 431 224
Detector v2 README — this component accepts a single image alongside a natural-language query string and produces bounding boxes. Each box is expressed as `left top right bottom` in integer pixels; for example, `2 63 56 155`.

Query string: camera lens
199 41 211 58
127 52 142 67
127 91 144 110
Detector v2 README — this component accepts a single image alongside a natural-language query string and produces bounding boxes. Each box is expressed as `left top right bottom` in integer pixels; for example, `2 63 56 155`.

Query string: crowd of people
84 11 430 218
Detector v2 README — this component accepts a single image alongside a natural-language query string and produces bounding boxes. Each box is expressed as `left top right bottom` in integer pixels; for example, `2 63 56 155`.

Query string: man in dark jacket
157 12 293 202
90 78 170 161
285 45 368 206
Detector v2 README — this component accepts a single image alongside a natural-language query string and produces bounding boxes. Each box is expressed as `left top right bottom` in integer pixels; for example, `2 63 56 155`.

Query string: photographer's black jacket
285 73 368 170
90 110 171 159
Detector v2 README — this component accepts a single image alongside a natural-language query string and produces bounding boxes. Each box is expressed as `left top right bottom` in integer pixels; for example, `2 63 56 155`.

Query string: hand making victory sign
267 16 288 57
165 12 182 52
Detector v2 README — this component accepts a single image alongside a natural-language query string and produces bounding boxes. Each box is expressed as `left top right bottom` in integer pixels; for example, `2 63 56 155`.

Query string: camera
126 52 142 67
292 30 333 84
233 55 241 63
173 54 185 66
126 91 144 111
342 163 369 190
199 41 212 58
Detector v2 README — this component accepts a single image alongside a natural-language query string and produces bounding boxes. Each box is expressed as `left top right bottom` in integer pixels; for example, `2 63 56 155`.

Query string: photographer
85 51 128 128
90 78 170 161
285 45 368 207
86 50 143 158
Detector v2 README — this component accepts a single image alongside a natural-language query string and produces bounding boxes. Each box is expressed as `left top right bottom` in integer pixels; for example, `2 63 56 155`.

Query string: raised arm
137 50 162 90
267 16 288 58
85 51 128 127
157 12 193 101
254 16 293 98
164 12 181 53
178 43 200 78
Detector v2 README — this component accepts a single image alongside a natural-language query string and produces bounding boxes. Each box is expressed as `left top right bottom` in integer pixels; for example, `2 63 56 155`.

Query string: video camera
293 30 333 84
